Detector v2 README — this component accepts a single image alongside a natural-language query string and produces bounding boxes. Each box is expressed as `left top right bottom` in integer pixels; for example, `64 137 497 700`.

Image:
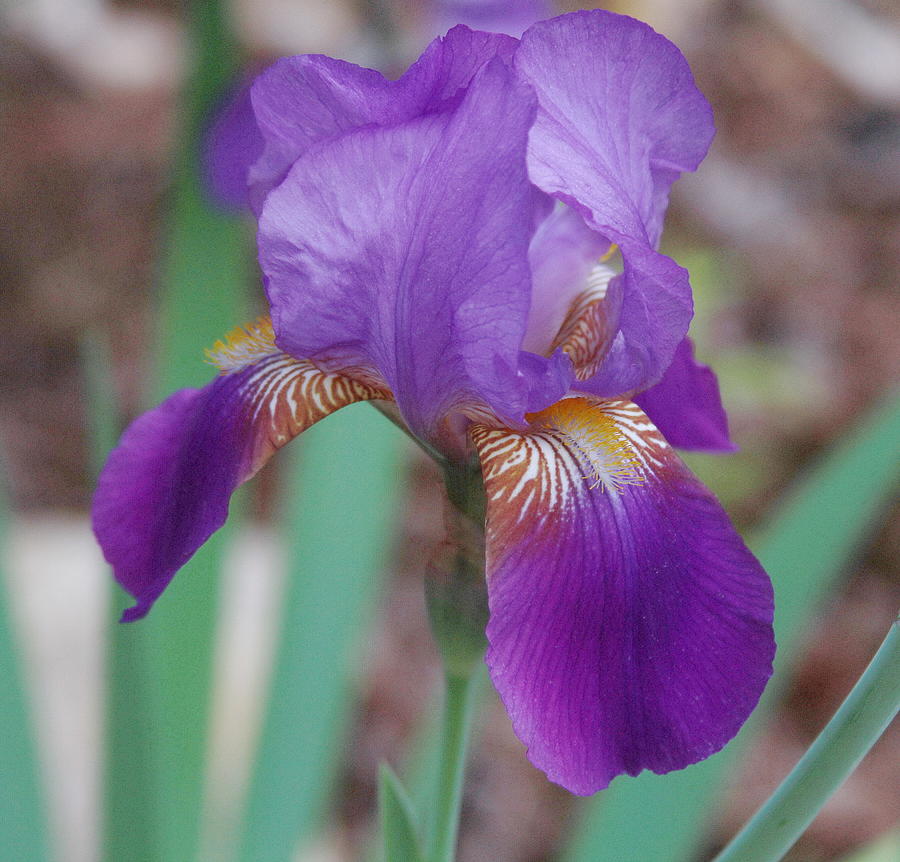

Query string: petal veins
471 397 774 794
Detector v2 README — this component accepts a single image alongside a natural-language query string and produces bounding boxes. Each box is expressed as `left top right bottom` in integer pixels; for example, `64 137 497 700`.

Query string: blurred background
0 1 898 861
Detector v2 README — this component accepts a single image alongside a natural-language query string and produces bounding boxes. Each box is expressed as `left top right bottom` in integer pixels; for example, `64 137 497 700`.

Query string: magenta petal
635 338 736 452
472 398 774 794
93 345 387 621
260 59 538 441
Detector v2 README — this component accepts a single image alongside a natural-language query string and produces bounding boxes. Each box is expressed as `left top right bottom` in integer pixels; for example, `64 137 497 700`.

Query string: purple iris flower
93 10 775 795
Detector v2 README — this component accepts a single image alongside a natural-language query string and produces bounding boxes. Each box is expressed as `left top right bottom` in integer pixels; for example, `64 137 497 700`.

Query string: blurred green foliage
0 477 49 862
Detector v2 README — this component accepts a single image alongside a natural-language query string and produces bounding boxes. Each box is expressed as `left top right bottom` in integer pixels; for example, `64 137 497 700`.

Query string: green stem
714 617 900 862
428 670 480 862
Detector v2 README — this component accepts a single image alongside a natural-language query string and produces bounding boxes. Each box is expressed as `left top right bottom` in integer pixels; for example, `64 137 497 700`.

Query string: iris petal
548 260 621 382
523 206 611 357
203 78 264 211
471 396 774 794
516 10 714 394
578 243 693 396
634 338 737 452
92 320 389 621
516 10 714 246
241 26 516 211
260 58 541 443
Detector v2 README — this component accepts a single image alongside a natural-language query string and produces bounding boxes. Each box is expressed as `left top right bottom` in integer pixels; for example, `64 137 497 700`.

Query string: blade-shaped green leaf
836 829 900 862
81 333 121 481
237 405 405 862
83 326 160 862
100 2 249 859
563 394 900 862
101 601 161 862
0 474 50 860
380 763 424 862
713 618 899 862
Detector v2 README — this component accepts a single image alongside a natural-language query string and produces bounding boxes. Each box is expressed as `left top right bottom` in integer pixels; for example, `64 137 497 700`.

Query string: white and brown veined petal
543 264 737 453
471 396 774 795
92 318 391 621
548 260 621 382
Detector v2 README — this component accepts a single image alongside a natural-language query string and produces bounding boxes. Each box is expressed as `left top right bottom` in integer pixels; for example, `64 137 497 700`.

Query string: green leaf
562 394 900 862
713 619 900 862
0 475 50 860
101 604 161 862
379 764 424 862
83 321 161 862
237 405 405 862
426 670 483 862
836 829 900 862
81 332 121 481
99 2 249 860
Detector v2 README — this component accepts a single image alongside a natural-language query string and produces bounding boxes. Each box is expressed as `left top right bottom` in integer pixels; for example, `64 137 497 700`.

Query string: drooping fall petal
92 319 389 621
471 397 773 794
634 338 736 452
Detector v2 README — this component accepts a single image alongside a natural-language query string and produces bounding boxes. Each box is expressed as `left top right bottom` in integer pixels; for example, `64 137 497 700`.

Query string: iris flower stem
428 668 481 862
714 617 900 862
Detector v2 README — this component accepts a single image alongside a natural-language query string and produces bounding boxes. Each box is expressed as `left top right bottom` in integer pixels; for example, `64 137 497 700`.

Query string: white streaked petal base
470 395 774 795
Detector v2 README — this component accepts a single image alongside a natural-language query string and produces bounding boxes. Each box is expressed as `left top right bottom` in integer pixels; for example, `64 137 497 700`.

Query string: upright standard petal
203 78 264 211
516 10 714 246
405 23 519 104
247 56 392 212
260 59 541 443
634 338 736 452
522 205 611 357
471 397 774 794
92 319 389 621
246 26 516 210
515 10 714 394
